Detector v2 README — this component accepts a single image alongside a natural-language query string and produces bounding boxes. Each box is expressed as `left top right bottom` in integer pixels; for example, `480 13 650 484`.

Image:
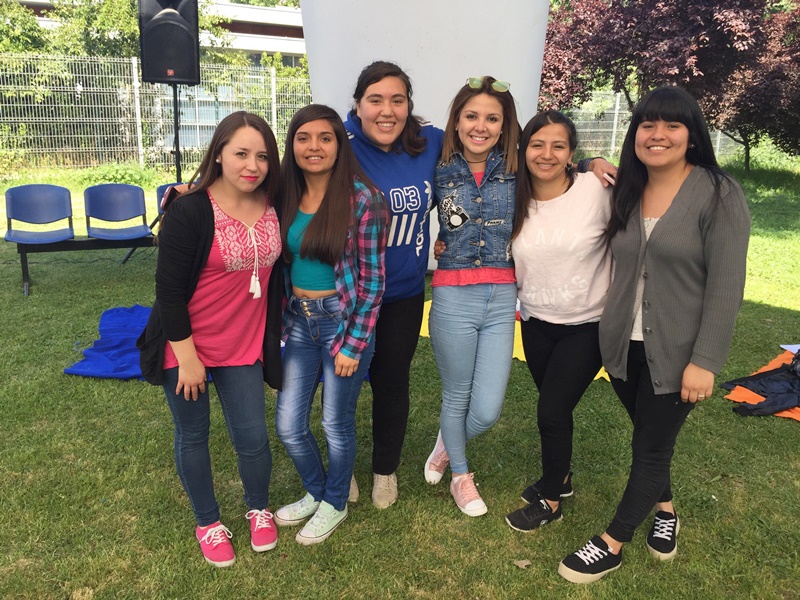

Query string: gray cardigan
599 167 750 394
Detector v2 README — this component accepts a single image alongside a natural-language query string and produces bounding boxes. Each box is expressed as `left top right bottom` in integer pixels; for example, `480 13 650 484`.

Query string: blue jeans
429 283 517 474
163 362 272 527
276 294 375 511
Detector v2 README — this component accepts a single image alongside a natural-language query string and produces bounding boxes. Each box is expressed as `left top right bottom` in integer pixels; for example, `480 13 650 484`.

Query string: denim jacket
434 149 515 270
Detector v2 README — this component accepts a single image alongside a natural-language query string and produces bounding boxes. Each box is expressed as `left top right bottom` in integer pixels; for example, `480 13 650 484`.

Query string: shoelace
574 540 609 565
375 475 396 494
430 443 450 471
199 524 233 547
245 509 274 531
652 515 677 540
455 473 481 503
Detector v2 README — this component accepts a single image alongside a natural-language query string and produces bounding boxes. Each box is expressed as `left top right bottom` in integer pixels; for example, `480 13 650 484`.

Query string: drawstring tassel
247 224 261 299
250 273 261 298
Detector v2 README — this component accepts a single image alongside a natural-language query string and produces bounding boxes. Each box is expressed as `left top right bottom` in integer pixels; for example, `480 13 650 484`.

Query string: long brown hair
440 76 520 174
186 111 280 206
281 104 383 265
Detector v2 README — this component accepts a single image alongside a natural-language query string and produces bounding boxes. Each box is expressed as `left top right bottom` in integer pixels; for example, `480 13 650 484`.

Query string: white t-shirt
512 172 613 324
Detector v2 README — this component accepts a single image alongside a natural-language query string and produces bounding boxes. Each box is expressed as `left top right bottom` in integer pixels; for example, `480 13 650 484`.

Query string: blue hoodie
345 112 444 304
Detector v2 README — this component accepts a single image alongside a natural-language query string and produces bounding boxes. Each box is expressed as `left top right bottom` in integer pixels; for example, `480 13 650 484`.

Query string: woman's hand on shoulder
587 158 618 187
334 352 360 378
680 363 714 403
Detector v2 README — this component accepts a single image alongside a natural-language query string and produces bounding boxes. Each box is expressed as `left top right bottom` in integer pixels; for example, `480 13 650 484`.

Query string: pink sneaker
246 509 278 552
424 431 450 485
195 522 235 567
450 473 488 517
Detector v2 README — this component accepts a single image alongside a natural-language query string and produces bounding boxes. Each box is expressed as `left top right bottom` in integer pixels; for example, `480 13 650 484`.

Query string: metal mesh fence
0 54 741 173
0 53 312 172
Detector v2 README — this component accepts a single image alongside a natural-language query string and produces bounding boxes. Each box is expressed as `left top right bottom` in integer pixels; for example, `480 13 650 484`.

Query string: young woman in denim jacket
273 105 388 545
423 76 521 516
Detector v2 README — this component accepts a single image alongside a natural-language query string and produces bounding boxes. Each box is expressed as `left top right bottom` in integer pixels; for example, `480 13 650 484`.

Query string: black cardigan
137 190 284 389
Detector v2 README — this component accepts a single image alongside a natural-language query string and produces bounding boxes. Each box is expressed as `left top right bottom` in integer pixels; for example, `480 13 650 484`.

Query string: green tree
0 0 50 53
44 0 240 62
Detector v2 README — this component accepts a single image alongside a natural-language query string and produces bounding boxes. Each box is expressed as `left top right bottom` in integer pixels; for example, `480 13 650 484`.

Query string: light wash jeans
163 362 271 527
276 294 375 511
429 283 517 474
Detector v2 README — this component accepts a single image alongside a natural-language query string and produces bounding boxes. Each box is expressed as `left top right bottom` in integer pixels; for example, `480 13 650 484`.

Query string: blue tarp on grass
64 305 150 380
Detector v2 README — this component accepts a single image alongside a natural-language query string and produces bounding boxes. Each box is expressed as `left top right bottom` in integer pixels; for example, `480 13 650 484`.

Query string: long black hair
280 104 383 265
512 110 578 240
606 86 730 242
350 60 427 156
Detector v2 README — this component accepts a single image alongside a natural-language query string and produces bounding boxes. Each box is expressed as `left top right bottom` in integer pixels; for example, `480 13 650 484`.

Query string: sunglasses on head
466 77 510 93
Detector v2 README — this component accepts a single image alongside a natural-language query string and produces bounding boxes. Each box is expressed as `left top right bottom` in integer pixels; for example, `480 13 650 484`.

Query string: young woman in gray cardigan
559 87 750 584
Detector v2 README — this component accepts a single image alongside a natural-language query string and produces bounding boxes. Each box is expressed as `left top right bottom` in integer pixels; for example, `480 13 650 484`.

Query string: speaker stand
171 83 182 183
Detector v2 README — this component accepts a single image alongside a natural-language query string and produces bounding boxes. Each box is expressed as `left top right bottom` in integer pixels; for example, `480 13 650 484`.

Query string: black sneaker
646 511 680 560
558 536 622 584
521 470 573 503
505 492 562 532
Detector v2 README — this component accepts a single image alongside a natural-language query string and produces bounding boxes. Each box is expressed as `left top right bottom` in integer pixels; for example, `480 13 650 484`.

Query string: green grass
1 154 799 599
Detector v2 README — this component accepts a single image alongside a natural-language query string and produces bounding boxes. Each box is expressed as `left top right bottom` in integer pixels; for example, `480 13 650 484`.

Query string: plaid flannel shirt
283 180 388 360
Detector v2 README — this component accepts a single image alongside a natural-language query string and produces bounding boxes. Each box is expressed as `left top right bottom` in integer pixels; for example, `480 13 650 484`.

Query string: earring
689 144 695 149
215 158 221 163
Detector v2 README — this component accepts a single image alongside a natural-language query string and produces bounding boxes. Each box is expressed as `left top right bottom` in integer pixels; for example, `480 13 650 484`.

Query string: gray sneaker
296 501 348 545
372 472 398 509
348 474 359 503
274 493 320 527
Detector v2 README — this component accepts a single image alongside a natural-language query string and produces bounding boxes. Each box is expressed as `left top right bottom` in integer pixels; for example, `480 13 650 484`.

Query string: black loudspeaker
139 0 200 85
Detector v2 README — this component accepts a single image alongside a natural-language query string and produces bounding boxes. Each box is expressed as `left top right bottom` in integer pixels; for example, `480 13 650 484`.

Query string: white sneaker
424 431 449 485
274 493 320 527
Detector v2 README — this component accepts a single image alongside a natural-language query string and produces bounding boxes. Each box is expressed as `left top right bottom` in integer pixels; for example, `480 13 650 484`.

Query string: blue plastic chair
84 183 153 241
121 182 183 263
5 184 75 295
5 184 75 245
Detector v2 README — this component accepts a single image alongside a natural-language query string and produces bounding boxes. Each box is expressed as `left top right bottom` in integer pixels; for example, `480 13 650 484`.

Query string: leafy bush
78 162 163 188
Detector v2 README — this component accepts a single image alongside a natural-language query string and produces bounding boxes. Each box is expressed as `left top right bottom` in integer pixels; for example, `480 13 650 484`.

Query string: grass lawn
1 155 799 599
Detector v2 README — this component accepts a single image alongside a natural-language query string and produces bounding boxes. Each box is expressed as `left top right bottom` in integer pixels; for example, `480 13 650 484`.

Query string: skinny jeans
276 294 375 511
520 317 602 502
429 283 516 474
606 341 694 542
163 362 272 527
368 291 425 475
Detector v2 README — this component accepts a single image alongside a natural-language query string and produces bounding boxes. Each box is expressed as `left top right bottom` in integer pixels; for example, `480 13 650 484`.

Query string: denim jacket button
479 240 485 247
448 181 454 188
475 197 482 203
499 178 504 183
474 259 481 266
475 218 482 224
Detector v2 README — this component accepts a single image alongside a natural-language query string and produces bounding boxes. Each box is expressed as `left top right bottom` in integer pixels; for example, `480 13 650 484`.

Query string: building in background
17 0 306 66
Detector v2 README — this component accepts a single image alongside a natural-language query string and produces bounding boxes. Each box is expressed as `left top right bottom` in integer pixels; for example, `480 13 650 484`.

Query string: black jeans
368 292 425 475
520 317 602 501
606 341 694 543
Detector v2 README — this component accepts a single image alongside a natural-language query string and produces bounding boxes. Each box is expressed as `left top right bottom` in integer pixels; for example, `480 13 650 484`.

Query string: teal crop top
287 210 336 291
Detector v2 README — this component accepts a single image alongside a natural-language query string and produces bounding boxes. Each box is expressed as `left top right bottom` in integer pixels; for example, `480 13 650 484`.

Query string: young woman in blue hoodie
344 61 444 509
